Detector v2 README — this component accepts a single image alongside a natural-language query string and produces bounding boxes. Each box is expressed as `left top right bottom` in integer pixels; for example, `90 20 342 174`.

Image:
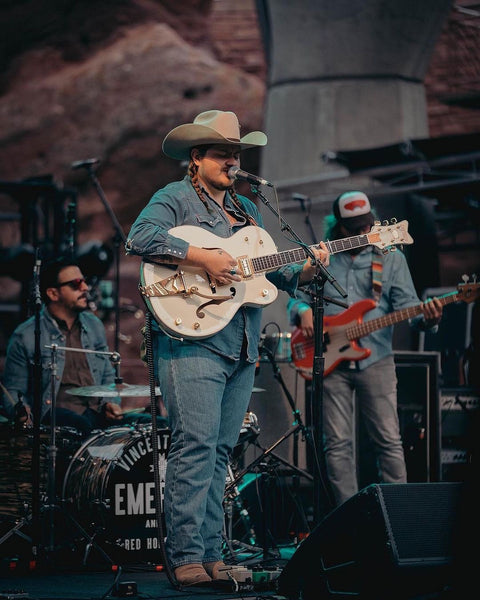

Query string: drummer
0 257 157 435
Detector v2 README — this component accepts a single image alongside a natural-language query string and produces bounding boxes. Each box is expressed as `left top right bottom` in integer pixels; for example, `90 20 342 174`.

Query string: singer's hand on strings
183 246 241 284
299 241 330 283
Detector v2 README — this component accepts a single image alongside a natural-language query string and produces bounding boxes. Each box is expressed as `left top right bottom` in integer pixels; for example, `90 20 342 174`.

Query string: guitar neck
348 290 460 339
251 234 370 273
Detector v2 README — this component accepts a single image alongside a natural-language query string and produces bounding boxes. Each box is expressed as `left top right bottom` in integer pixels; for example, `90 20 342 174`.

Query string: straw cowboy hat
162 110 267 160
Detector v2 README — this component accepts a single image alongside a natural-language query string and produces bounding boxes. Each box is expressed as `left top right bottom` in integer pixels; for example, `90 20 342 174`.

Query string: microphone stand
81 163 126 354
250 185 347 522
292 194 317 245
31 251 43 560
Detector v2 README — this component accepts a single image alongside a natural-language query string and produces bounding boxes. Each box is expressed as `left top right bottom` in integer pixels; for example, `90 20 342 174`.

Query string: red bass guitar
290 278 480 380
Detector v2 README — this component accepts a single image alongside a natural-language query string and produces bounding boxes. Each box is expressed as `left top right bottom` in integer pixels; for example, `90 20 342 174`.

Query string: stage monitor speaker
277 482 463 600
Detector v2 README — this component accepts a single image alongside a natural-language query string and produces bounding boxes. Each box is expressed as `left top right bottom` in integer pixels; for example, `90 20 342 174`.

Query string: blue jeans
156 339 255 569
323 355 407 506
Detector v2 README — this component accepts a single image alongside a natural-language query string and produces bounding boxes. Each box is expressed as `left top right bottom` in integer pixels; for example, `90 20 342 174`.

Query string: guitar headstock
367 219 414 250
457 274 480 303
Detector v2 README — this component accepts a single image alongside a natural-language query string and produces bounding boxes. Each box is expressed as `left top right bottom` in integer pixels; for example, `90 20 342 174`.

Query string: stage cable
144 311 176 586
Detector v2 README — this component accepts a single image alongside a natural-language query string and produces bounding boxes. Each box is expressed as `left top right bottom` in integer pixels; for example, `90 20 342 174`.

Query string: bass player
287 191 443 507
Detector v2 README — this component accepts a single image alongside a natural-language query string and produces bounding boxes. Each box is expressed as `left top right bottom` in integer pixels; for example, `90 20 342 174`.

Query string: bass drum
62 425 171 565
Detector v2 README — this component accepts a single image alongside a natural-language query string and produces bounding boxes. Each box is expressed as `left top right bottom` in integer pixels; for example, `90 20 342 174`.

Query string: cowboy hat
162 110 267 160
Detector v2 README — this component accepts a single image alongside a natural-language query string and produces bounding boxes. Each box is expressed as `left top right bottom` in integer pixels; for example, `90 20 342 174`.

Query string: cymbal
66 383 161 397
252 387 265 392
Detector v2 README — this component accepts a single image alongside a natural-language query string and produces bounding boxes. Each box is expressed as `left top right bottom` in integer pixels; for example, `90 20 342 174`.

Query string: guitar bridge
139 271 189 297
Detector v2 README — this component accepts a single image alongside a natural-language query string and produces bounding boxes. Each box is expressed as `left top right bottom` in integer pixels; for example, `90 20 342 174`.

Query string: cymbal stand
222 463 264 563
43 344 116 564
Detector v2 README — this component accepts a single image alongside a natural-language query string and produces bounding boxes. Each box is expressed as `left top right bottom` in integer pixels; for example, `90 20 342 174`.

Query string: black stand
292 194 318 245
80 163 126 354
224 345 313 562
250 185 347 522
31 253 43 558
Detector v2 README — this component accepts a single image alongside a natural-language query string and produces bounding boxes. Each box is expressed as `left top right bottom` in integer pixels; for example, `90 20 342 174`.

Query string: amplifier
441 448 468 464
440 387 479 439
441 447 470 482
440 387 478 482
440 389 479 411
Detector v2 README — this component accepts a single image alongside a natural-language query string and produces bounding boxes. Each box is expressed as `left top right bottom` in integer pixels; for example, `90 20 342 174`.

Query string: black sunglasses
56 278 86 291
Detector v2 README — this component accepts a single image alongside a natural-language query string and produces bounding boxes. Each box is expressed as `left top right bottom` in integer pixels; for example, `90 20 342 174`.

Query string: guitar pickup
238 256 253 278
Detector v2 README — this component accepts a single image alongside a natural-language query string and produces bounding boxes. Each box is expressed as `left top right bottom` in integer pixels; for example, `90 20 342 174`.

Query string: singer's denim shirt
1 307 115 420
125 176 303 363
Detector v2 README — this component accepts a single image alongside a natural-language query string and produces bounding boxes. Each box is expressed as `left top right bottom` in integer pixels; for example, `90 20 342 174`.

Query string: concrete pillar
258 0 453 181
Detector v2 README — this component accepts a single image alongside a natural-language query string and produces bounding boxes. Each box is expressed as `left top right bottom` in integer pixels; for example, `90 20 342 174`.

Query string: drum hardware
223 463 263 562
0 344 123 567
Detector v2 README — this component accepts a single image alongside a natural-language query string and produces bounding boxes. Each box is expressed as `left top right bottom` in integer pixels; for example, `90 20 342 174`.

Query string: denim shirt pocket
195 213 223 231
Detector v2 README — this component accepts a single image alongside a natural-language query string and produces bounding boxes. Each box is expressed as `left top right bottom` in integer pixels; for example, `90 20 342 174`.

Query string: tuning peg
382 248 390 255
390 217 397 224
382 220 389 226
390 246 397 252
462 274 469 283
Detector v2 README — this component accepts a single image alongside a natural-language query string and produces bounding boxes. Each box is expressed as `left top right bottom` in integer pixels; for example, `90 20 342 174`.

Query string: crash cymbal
66 383 161 397
252 387 265 392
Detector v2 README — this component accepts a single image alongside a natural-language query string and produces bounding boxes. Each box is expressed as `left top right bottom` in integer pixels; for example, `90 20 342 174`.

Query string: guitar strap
372 250 383 304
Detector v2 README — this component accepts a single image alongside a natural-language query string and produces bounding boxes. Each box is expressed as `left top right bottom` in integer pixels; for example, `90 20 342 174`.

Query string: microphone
292 193 309 210
71 158 100 170
228 166 273 187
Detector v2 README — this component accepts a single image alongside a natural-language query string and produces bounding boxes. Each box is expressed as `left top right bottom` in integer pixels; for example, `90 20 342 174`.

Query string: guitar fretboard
251 234 369 273
347 291 459 339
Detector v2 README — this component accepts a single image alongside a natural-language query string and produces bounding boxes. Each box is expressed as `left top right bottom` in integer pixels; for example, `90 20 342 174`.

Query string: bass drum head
62 425 171 565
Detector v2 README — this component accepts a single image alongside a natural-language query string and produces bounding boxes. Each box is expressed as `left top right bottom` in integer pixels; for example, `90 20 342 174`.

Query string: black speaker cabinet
277 482 463 600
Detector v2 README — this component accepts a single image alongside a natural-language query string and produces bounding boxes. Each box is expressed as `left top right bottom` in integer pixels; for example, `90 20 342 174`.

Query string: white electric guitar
139 221 413 339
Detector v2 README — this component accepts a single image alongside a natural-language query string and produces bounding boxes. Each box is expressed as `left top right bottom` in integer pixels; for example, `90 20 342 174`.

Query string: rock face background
0 0 479 390
0 0 268 385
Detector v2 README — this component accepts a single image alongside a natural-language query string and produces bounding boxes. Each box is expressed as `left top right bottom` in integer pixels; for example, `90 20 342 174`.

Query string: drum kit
0 378 166 567
0 329 303 567
0 381 268 567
